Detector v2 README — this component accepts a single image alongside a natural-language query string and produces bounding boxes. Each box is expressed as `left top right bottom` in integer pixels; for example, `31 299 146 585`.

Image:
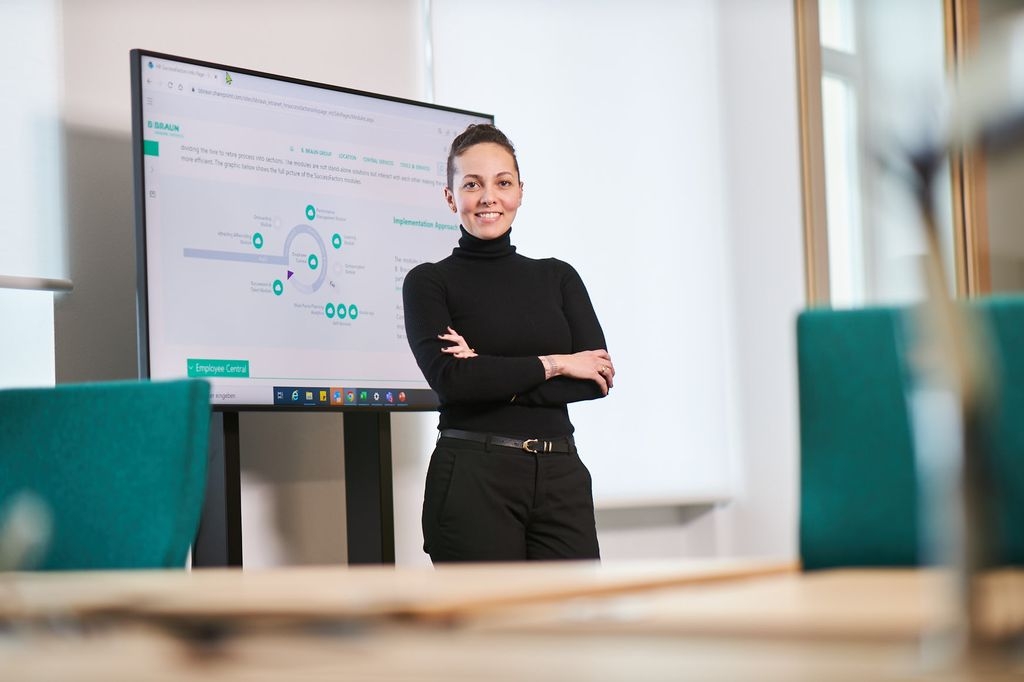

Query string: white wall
1 0 63 390
597 0 805 561
1 0 66 283
713 0 804 558
0 290 56 389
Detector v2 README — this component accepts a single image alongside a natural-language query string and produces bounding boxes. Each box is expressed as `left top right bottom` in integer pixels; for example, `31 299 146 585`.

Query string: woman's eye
499 180 512 187
463 181 478 190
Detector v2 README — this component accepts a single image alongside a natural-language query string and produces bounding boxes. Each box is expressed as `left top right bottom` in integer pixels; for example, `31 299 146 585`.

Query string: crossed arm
438 326 616 396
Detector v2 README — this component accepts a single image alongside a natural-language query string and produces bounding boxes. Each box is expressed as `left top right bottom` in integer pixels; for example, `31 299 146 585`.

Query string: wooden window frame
795 0 988 303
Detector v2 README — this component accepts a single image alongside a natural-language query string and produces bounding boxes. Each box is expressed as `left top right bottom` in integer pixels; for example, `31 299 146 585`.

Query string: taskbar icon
352 388 409 406
273 386 328 407
273 385 413 408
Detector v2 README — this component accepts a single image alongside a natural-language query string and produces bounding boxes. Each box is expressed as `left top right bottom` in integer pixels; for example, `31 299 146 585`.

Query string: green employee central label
187 358 250 377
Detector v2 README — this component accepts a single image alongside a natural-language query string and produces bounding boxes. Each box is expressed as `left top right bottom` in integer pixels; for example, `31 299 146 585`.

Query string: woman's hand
438 326 477 359
541 350 615 395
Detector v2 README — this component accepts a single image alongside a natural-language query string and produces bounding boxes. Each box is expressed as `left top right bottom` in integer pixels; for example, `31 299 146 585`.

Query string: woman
402 123 614 562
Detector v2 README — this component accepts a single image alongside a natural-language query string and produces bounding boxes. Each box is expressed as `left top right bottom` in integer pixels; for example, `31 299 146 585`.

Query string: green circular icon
348 304 359 320
305 204 316 220
332 233 342 249
308 254 319 270
253 232 264 249
325 303 336 318
337 303 347 319
272 279 284 296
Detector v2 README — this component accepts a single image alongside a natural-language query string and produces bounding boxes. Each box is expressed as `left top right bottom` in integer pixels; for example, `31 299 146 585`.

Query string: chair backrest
975 296 1024 564
797 306 920 570
0 379 210 570
797 297 1024 570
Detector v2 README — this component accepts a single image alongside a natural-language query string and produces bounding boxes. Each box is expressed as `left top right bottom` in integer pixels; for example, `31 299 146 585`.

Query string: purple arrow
287 270 294 280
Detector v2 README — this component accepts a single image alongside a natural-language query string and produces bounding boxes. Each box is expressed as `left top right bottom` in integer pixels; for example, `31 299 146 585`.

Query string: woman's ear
443 187 457 213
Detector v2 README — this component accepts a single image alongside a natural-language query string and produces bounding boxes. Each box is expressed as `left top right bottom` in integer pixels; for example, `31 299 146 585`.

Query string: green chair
0 379 210 570
975 296 1024 565
797 297 1024 570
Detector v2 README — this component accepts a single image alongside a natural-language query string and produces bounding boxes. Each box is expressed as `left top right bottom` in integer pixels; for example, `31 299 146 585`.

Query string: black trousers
422 435 600 563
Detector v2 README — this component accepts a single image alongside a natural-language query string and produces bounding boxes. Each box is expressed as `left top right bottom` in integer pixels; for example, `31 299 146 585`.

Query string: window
799 0 957 306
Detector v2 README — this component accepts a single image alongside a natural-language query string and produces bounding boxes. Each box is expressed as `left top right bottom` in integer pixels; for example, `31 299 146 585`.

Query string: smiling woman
401 123 615 563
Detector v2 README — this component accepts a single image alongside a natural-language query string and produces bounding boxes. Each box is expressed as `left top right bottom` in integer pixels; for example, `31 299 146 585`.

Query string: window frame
794 0 986 304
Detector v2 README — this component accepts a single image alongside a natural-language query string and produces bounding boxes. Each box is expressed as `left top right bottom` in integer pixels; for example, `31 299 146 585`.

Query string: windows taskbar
272 386 436 408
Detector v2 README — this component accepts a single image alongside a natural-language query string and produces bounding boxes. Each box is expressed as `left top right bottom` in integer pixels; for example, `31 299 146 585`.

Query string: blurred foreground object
901 9 1024 667
947 7 1024 293
0 492 51 570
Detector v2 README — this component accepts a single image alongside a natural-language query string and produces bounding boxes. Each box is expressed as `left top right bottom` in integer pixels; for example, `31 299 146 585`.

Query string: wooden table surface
466 567 1024 642
0 556 796 625
2 559 1022 681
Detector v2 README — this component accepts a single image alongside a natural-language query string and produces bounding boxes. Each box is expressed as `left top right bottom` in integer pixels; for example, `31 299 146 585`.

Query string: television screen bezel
130 48 491 413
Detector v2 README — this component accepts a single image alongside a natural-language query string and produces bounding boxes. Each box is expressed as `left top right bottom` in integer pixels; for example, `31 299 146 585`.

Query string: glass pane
986 154 1024 291
859 0 953 303
819 0 856 53
978 2 1024 292
822 75 864 306
817 0 955 306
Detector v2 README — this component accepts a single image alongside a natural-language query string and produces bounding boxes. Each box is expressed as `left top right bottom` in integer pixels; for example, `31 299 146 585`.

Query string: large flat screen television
131 50 491 411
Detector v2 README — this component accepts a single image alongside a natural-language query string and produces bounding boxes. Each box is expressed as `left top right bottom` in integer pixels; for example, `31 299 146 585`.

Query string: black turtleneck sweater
402 227 608 438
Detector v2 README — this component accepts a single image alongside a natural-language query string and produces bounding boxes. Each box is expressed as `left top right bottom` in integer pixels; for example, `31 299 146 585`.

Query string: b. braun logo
147 120 180 132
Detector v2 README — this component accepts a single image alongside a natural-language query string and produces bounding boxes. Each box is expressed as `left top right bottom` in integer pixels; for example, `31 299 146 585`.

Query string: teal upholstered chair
797 296 1024 570
0 379 210 570
976 296 1024 565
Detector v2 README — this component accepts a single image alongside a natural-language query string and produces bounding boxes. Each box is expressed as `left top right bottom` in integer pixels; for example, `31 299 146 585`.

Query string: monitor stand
192 411 395 567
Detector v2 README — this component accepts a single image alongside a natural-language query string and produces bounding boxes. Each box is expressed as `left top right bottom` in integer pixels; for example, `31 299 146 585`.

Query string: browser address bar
192 86 376 124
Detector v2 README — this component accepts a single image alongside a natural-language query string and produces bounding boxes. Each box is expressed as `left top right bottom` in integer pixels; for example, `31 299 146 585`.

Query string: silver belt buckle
521 438 554 453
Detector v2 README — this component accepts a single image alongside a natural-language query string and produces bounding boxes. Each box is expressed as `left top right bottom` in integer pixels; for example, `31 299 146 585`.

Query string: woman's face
445 142 523 240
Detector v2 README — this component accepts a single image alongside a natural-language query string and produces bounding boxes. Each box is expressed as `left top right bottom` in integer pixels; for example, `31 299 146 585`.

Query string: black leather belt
438 429 574 454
